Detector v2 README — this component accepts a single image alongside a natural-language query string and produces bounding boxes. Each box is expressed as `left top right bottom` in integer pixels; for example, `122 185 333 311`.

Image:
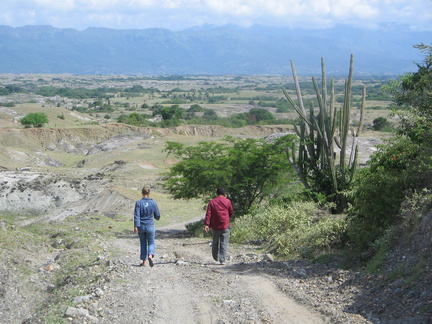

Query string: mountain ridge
0 24 429 75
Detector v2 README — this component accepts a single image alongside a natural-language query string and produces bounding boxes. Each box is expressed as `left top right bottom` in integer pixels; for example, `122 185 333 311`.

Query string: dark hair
216 187 226 195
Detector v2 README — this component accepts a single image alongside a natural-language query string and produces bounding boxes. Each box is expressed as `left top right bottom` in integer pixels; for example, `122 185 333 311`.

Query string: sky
0 0 431 32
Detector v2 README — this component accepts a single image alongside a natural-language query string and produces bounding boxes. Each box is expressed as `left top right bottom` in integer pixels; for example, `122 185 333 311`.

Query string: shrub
20 112 49 128
1 102 15 107
364 189 432 272
230 201 346 258
185 219 211 238
346 168 406 251
372 117 391 131
187 104 204 112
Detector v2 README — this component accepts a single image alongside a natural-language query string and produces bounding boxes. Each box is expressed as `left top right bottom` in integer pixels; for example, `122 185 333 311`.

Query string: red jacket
205 195 233 230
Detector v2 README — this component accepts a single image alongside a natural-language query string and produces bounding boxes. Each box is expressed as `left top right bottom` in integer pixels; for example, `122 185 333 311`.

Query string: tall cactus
283 54 365 213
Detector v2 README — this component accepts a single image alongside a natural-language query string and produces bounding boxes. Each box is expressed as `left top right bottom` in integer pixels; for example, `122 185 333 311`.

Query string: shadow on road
114 227 191 239
156 228 191 239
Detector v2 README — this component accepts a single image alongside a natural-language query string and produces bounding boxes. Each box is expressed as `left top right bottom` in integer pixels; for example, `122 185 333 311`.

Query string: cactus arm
290 60 307 119
348 145 359 185
313 76 325 133
330 78 337 147
282 88 313 129
356 84 366 136
321 57 327 111
339 55 354 190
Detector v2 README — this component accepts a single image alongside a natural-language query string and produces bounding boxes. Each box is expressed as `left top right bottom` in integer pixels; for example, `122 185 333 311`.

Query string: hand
134 227 138 233
204 225 209 233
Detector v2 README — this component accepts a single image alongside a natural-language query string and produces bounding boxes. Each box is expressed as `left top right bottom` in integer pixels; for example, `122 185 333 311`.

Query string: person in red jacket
204 187 234 265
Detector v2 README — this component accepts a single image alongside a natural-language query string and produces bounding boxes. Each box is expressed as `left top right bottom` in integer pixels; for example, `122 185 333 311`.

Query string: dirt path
92 225 327 324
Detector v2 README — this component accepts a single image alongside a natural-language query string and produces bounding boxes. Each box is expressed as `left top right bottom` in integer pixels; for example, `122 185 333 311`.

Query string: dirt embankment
0 124 294 168
0 123 381 170
0 124 292 151
0 125 154 155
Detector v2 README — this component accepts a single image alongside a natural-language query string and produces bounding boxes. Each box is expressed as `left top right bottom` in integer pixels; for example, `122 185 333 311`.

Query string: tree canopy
248 108 275 122
394 44 432 118
160 105 184 120
347 44 432 250
20 112 49 128
162 135 296 216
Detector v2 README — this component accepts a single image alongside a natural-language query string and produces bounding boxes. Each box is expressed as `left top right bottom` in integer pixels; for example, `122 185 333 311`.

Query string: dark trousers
212 228 230 263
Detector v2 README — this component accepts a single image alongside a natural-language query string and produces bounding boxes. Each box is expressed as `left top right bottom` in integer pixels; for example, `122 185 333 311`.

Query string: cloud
0 0 430 31
34 0 76 11
328 0 378 19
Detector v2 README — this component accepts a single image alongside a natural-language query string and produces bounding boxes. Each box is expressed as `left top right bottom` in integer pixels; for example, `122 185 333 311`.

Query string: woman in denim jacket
134 186 161 267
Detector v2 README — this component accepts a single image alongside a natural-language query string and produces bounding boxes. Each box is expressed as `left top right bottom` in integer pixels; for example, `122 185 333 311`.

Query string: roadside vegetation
171 47 432 275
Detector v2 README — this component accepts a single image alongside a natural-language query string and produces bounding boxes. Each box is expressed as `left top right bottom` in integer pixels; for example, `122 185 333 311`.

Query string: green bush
230 201 346 258
185 218 210 238
346 168 406 251
20 112 49 128
1 102 15 107
364 189 432 273
372 117 391 131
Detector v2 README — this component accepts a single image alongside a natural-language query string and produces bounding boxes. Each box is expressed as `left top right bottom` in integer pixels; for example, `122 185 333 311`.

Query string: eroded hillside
0 124 298 220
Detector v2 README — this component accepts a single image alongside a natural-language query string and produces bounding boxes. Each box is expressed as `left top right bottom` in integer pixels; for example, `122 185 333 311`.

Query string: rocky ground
2 215 431 324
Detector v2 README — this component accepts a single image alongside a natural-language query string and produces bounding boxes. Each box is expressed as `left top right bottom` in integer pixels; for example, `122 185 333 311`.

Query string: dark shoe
148 256 154 267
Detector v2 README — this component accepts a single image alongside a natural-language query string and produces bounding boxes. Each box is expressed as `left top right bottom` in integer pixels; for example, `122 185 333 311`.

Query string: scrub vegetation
163 48 432 270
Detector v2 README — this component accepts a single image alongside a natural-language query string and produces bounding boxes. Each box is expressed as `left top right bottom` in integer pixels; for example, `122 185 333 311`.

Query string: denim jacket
134 197 160 227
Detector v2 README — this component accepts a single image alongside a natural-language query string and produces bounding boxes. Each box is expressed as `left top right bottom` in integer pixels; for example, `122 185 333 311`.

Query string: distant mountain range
0 24 429 76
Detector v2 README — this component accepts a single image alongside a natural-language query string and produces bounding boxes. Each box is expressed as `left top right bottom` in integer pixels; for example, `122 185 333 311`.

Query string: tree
203 109 218 120
383 44 432 145
162 135 295 216
347 44 432 250
372 117 390 131
248 108 275 123
117 113 150 126
390 43 432 118
387 43 432 187
20 112 49 128
188 104 204 112
160 105 184 120
124 85 145 93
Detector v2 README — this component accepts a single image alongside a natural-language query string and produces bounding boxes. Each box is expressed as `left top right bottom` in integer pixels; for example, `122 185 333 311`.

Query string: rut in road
94 225 325 324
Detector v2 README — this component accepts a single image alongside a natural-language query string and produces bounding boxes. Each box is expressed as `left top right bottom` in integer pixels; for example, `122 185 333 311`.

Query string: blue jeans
137 225 155 261
212 228 230 263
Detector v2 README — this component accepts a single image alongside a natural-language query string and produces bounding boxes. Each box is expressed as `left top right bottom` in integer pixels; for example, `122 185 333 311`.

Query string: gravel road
70 223 372 324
